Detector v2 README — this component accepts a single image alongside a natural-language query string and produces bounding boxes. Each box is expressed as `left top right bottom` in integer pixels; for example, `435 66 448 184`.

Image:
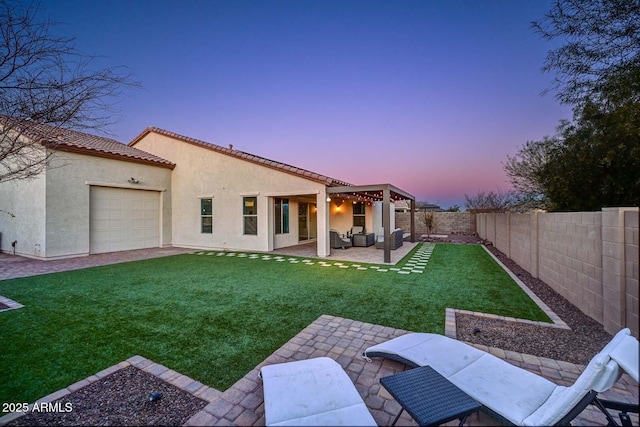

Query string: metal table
380 366 481 426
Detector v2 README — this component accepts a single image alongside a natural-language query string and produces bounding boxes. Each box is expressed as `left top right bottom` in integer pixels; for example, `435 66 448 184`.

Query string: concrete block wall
539 212 603 324
624 210 639 335
477 208 639 338
396 212 475 235
509 213 534 275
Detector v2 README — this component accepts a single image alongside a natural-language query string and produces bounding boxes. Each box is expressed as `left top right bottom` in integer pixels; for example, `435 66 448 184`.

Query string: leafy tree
533 0 640 108
503 136 560 205
541 100 640 211
503 0 640 211
0 0 138 183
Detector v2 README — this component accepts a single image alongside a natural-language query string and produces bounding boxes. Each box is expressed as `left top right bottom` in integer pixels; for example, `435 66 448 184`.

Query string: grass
0 243 550 405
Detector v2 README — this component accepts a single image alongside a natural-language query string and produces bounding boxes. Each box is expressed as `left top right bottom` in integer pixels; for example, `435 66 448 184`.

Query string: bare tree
464 190 516 213
0 0 139 183
420 209 436 237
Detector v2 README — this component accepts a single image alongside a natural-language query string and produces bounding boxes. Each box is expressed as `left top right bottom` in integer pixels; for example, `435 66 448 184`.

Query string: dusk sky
41 0 572 209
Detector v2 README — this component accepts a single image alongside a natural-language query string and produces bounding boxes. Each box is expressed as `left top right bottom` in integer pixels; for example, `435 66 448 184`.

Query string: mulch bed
7 366 207 426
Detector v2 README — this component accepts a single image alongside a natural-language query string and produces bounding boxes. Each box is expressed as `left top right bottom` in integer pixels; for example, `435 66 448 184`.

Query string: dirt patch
7 366 207 426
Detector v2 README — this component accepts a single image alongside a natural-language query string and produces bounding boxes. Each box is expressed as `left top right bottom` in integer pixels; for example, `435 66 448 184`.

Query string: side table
352 233 375 247
380 366 481 426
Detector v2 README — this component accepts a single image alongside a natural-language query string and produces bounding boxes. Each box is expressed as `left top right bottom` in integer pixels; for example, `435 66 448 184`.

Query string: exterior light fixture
128 177 139 184
326 196 331 202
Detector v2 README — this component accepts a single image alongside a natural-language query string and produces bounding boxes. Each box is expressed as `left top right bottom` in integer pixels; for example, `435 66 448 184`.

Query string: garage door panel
90 187 160 254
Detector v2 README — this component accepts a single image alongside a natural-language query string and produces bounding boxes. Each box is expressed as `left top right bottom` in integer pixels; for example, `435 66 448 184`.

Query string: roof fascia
51 144 176 170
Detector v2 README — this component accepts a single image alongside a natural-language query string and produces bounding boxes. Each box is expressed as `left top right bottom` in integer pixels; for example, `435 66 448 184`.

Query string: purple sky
42 0 571 208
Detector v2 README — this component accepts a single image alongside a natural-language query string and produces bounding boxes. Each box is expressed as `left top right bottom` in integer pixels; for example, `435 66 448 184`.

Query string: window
275 198 289 234
353 202 365 227
243 197 258 235
201 198 212 234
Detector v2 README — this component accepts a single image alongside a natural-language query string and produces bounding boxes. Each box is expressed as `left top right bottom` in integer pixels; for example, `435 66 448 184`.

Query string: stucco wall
133 133 328 252
0 158 47 258
477 208 639 338
42 151 173 259
328 200 374 237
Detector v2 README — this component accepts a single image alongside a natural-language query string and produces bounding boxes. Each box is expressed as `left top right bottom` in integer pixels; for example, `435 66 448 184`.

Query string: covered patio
326 183 416 263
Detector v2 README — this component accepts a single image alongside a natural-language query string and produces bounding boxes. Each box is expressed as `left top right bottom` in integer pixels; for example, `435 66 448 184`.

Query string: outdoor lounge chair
363 328 639 426
330 230 352 249
260 357 376 426
375 228 403 250
347 226 365 237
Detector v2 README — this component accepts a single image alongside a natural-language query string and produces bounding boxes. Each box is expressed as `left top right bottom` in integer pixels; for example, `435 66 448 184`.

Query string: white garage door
90 187 160 254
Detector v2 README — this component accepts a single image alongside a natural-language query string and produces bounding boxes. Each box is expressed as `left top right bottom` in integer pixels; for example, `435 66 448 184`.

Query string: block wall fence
477 208 639 338
396 211 476 235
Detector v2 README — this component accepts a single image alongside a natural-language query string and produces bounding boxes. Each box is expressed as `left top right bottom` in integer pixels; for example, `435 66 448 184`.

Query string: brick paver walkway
0 247 195 280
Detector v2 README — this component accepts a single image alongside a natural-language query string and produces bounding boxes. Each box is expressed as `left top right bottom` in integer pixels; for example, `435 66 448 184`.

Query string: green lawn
0 243 549 405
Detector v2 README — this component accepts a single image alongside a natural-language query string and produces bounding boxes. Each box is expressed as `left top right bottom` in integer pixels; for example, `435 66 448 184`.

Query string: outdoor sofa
363 328 639 426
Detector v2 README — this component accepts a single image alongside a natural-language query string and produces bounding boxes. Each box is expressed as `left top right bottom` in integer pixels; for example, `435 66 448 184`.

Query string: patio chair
363 328 638 426
330 230 352 249
260 357 376 426
347 226 365 238
375 228 403 250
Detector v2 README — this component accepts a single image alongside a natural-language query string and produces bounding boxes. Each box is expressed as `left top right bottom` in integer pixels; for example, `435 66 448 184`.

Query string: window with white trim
243 197 258 235
201 198 212 234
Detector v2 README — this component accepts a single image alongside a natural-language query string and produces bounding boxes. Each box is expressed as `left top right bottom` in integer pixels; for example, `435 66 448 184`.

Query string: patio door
298 203 317 241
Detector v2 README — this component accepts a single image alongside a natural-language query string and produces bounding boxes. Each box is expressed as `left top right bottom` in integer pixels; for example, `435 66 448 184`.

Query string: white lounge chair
260 357 376 426
363 328 638 426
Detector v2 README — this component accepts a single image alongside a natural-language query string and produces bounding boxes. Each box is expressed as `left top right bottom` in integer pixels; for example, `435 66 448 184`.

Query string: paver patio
182 314 639 426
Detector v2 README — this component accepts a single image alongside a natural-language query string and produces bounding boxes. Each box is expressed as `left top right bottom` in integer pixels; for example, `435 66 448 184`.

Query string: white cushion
610 334 639 383
364 331 632 426
260 357 376 426
523 353 617 426
365 333 485 377
448 354 557 425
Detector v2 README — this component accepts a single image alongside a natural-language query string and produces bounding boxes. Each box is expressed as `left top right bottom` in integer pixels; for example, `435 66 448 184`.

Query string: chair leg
391 408 404 426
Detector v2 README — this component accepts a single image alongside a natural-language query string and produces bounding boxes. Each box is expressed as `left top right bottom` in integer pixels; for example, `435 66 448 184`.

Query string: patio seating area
182 315 639 426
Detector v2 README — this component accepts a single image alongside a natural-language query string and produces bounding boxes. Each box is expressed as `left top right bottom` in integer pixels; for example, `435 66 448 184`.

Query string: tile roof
129 127 353 187
0 117 175 169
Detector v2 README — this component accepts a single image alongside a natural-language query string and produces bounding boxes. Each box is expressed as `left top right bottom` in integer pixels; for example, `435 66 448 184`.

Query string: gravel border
455 239 613 365
6 366 207 426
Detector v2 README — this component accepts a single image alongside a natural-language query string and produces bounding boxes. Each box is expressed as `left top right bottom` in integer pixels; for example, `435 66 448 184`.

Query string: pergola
326 184 415 263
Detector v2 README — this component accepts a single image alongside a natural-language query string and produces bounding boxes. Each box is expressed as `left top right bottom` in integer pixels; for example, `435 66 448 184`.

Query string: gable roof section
130 127 352 187
1 117 175 169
